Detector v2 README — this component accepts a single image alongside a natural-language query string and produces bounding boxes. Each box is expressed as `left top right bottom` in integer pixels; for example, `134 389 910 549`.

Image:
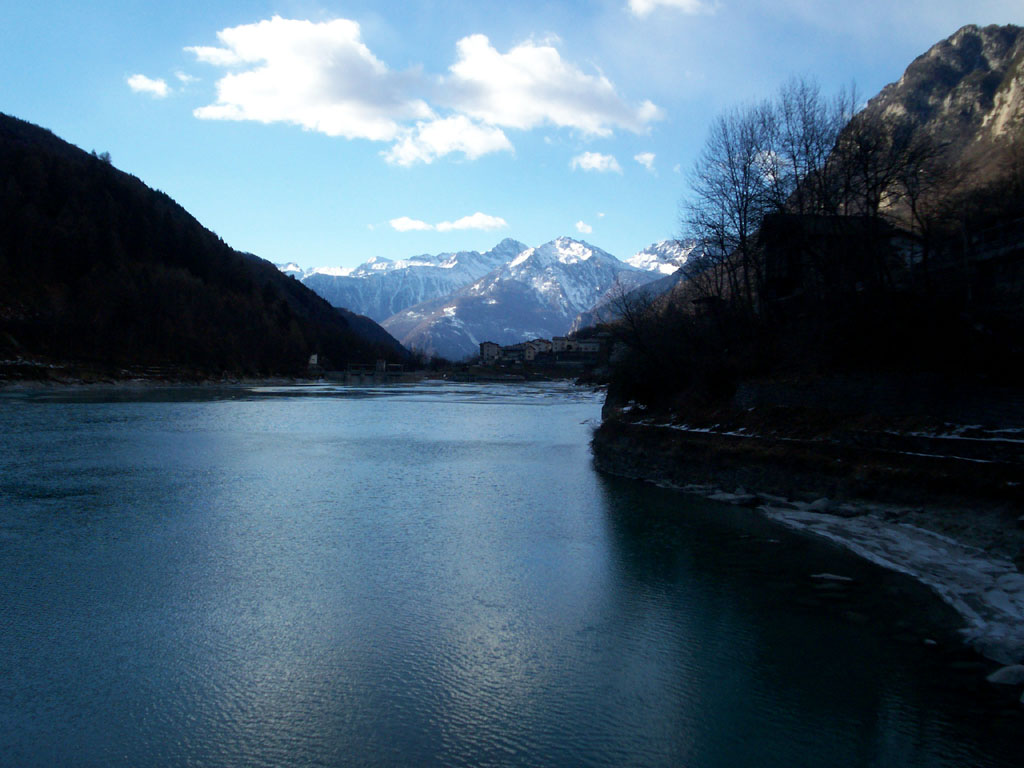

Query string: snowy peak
504 237 621 274
545 237 599 264
486 238 530 260
276 262 306 278
381 235 664 360
627 239 697 275
275 238 528 323
309 265 356 277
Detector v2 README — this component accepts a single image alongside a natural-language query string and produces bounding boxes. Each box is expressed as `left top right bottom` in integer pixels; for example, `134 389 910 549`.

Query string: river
0 381 1019 766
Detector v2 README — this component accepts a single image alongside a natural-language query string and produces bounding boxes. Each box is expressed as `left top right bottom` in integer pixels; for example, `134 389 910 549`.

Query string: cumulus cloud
188 16 431 141
571 152 622 173
175 71 198 83
185 17 661 164
383 115 512 166
389 212 507 232
628 0 714 17
389 216 433 232
436 212 508 231
443 34 661 136
127 74 169 98
575 220 593 234
635 151 656 171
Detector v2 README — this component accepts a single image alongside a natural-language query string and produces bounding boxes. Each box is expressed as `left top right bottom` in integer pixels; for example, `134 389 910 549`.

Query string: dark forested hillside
0 112 406 379
599 25 1024 413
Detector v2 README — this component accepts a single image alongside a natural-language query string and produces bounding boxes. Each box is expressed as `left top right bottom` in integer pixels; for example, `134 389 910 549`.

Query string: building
481 336 602 365
480 341 501 364
758 213 921 305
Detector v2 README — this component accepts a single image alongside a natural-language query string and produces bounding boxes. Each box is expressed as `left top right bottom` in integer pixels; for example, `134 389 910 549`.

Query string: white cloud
571 151 622 173
635 151 656 171
575 220 593 234
437 212 508 231
187 45 245 67
186 16 661 163
383 115 512 166
127 74 169 98
628 0 714 17
389 216 433 232
389 212 508 232
188 16 431 141
445 34 661 136
175 71 198 83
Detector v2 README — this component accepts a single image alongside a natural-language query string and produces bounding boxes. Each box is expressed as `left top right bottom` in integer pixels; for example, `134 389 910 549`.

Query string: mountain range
282 237 688 360
280 238 528 324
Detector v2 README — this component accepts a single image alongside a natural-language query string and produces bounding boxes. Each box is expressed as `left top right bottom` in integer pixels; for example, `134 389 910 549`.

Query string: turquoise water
0 381 1019 766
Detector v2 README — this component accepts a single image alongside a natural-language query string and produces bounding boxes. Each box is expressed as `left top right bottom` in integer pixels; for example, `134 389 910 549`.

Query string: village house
479 336 603 365
480 341 501 364
506 342 536 361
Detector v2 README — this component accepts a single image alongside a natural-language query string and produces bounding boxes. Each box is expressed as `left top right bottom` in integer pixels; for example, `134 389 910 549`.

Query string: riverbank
592 410 1024 672
0 357 595 389
0 358 447 389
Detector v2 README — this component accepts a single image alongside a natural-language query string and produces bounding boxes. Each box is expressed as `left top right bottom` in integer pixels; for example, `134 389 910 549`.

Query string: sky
1 1 1020 268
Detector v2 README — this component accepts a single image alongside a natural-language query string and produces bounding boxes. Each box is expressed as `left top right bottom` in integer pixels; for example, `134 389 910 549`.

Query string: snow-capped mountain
626 239 697 275
276 262 306 279
279 238 527 322
382 237 659 360
570 239 699 330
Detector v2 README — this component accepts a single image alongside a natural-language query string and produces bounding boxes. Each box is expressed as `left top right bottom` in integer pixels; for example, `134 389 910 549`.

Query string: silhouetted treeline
603 80 1024 410
0 113 407 376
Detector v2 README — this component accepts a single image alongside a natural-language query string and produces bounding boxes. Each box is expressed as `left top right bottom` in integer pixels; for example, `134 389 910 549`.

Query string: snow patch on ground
643 467 1024 664
760 505 1024 664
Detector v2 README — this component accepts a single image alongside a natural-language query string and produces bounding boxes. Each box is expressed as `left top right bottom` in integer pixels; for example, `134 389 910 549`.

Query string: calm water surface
0 381 1020 767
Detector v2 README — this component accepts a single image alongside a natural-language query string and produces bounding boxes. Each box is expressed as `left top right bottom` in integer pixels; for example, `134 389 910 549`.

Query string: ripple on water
0 383 1020 767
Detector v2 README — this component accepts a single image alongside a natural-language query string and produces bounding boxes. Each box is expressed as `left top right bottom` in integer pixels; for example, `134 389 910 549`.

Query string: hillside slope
863 23 1024 180
0 113 406 378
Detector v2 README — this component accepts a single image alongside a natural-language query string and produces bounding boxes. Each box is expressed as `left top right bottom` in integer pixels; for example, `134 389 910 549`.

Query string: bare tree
680 78 865 314
682 102 776 314
760 78 856 215
604 278 662 358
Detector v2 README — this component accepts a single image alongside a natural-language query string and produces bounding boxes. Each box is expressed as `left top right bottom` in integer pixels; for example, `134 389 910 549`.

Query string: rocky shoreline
591 414 1024 696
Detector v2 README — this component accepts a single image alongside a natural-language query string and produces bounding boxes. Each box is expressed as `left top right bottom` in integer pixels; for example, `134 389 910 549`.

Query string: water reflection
0 384 1019 767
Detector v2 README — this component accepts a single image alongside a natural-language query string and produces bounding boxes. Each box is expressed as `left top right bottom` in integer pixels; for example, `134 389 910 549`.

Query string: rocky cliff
864 24 1024 177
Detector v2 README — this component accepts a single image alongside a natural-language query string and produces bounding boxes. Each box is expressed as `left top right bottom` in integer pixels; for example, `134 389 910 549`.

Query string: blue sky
2 1 1020 268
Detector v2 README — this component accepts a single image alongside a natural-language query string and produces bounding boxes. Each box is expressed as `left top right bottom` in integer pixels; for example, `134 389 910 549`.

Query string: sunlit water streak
0 381 1020 767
